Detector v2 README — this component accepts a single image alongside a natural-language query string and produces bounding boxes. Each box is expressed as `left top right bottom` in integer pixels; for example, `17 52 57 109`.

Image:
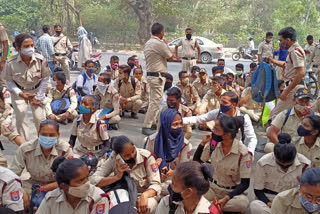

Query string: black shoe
131 112 138 119
108 124 118 130
138 109 147 114
142 128 155 136
120 111 125 117
151 124 157 130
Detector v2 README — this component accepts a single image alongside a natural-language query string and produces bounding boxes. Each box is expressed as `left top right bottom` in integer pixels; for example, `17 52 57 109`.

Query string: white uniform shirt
76 73 97 95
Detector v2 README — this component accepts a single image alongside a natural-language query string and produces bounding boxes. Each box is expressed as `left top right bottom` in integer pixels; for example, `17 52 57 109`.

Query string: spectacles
301 192 320 204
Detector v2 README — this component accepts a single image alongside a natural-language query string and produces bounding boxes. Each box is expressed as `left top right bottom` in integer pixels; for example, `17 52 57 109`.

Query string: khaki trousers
122 99 143 113
56 56 70 81
250 193 276 214
182 59 196 72
143 76 165 128
11 93 46 141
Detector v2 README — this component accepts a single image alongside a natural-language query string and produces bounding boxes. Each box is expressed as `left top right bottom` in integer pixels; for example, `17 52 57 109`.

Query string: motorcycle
232 47 258 62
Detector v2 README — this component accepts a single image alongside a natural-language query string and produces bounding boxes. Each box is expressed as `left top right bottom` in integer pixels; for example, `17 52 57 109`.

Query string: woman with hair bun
155 161 213 214
250 133 310 214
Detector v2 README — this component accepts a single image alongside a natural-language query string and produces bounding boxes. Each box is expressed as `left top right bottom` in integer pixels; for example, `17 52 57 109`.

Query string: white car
168 36 224 63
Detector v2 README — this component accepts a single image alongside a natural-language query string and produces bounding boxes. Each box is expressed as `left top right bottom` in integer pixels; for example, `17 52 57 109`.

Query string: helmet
248 36 254 41
80 153 99 174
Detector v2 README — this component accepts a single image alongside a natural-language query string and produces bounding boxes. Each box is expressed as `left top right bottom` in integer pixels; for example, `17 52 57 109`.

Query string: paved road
1 53 261 213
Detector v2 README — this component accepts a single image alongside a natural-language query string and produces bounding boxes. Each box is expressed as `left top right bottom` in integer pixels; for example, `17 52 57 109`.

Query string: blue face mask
169 127 183 138
300 194 320 213
79 105 91 114
220 104 231 113
39 135 57 149
297 125 313 137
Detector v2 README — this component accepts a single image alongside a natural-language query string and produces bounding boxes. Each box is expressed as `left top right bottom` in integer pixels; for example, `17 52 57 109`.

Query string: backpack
30 184 48 214
251 57 278 103
72 73 96 93
50 88 71 115
118 76 136 89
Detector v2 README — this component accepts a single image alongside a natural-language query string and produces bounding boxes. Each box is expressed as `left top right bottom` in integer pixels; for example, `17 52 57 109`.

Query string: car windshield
170 39 181 46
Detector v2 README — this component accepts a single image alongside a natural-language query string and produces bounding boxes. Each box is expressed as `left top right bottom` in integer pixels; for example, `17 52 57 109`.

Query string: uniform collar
106 85 113 93
288 42 299 52
17 53 37 64
217 138 240 155
298 137 320 148
34 139 58 157
53 33 65 38
57 84 69 92
151 36 161 41
89 113 97 124
291 188 304 209
184 38 194 41
270 152 303 172
175 196 210 213
135 148 144 165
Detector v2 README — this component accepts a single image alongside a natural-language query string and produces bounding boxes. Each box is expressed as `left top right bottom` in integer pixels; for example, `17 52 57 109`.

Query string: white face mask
51 80 57 88
68 181 90 198
211 86 219 93
21 47 35 57
97 81 108 95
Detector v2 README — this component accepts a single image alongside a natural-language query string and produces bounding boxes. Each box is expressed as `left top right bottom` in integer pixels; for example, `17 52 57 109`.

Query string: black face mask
186 34 192 40
167 101 178 109
168 185 183 202
128 63 135 69
164 82 172 91
124 154 137 165
55 31 62 36
211 132 223 142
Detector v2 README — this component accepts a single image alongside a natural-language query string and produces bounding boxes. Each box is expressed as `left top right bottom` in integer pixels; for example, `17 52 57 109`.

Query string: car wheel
232 53 241 61
201 52 212 64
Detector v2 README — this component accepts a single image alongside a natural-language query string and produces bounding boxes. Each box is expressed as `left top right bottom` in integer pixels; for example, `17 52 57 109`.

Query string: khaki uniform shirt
295 137 320 168
254 153 310 193
176 38 200 58
144 36 173 73
111 68 119 80
304 43 316 65
192 78 212 98
94 86 120 119
189 75 198 85
0 167 24 212
37 185 109 214
211 139 253 187
309 44 320 65
0 24 8 51
145 132 192 170
3 53 51 90
236 74 246 87
140 77 150 100
258 40 274 58
46 85 77 116
71 110 110 148
0 87 13 118
176 82 200 107
271 108 303 144
156 195 211 214
9 139 73 184
312 98 320 113
202 89 226 112
282 42 305 81
90 148 161 195
113 77 142 102
241 87 263 112
271 187 320 214
225 83 240 95
51 33 72 54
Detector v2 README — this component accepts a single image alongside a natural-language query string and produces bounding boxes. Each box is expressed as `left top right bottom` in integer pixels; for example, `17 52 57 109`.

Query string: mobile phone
116 154 125 164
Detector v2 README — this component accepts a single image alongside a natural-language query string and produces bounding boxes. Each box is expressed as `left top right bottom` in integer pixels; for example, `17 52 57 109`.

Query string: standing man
36 25 57 73
77 26 92 73
142 23 174 136
0 23 9 87
309 39 320 89
175 28 201 72
52 25 72 82
268 27 306 120
258 32 274 63
304 35 315 85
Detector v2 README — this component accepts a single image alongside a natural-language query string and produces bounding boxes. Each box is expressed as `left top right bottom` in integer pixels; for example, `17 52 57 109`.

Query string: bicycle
305 70 319 99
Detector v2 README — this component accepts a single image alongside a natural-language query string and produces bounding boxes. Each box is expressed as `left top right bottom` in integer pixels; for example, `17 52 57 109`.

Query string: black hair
227 72 235 78
185 27 192 32
274 133 296 163
221 74 228 78
112 136 134 154
110 55 119 62
151 23 164 35
14 34 33 49
84 60 96 67
278 27 297 42
175 161 213 196
99 73 111 84
54 72 66 85
212 66 219 74
133 67 143 74
42 25 51 33
167 87 182 100
163 73 173 82
266 32 273 37
54 25 62 29
52 157 86 185
132 55 138 58
218 114 244 139
235 63 244 70
211 76 224 86
54 67 64 73
222 91 239 105
307 35 313 41
300 168 320 186
277 80 285 89
127 56 135 62
306 115 320 137
191 66 200 72
250 62 257 69
119 65 132 75
39 119 59 133
12 42 16 48
179 71 188 78
217 59 225 62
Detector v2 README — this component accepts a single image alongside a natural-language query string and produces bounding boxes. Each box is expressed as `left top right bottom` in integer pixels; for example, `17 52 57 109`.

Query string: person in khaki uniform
46 71 78 124
271 168 320 214
0 166 24 213
304 35 315 73
133 67 150 113
266 88 313 153
250 133 310 214
114 65 142 119
69 95 110 157
295 115 320 168
3 34 51 141
189 66 199 84
235 63 246 88
192 68 211 99
268 27 306 120
94 73 121 130
309 42 320 88
176 71 201 115
258 32 274 63
37 157 109 214
239 86 263 122
51 25 72 82
90 136 161 214
225 73 241 96
107 55 119 80
175 28 201 72
0 23 9 87
200 114 252 213
245 63 257 87
142 23 174 136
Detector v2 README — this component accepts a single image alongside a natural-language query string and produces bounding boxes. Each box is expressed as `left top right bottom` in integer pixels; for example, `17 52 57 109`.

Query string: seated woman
295 115 320 168
198 114 252 213
9 120 73 204
90 136 161 214
37 157 109 214
250 133 310 214
144 108 192 194
155 161 213 214
271 168 320 214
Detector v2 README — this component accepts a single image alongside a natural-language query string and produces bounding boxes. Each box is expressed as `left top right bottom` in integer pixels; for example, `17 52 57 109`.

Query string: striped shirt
35 33 55 61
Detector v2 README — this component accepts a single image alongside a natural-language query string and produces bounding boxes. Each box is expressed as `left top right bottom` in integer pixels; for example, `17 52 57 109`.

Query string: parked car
168 36 224 63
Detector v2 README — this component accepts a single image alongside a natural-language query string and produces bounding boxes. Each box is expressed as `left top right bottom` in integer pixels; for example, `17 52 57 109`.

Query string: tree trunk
305 0 313 24
128 0 153 44
64 0 82 26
